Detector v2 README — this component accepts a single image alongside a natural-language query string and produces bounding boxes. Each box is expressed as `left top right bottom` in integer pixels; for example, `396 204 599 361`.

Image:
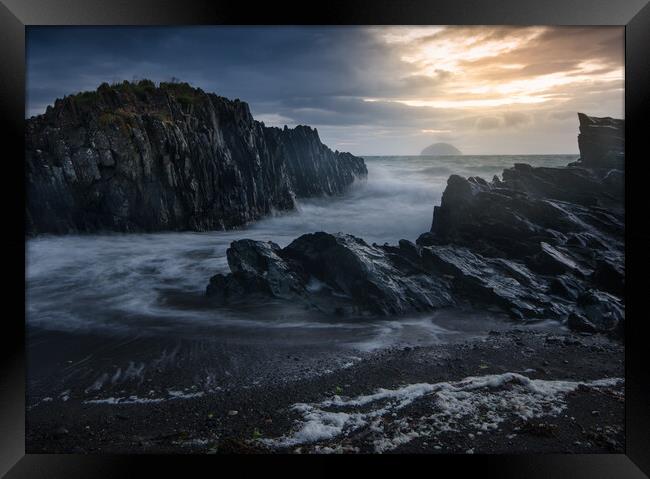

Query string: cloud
476 117 503 130
26 26 623 155
503 112 533 128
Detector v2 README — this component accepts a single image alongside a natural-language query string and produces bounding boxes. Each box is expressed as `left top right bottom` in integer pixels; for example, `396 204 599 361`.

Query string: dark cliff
576 112 624 168
25 80 367 235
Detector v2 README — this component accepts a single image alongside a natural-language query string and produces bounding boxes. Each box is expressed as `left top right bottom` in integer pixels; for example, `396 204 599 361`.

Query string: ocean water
26 155 576 348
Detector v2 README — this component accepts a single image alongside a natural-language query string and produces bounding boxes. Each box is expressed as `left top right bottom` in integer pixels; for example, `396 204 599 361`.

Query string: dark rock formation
417 113 624 335
206 232 565 319
576 112 624 169
421 142 462 156
206 113 624 338
206 230 590 323
26 80 367 235
425 166 624 260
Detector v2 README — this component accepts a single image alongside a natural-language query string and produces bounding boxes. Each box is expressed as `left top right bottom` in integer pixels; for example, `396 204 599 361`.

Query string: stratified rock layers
26 81 367 234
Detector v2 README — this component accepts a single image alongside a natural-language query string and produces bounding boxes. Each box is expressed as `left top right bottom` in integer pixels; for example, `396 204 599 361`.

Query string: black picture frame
1 0 649 477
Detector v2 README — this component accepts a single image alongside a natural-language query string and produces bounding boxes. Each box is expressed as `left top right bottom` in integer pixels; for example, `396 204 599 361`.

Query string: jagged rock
577 112 624 169
530 242 592 277
427 167 624 259
26 80 367 235
419 245 557 319
206 232 579 321
500 163 623 210
205 113 624 337
208 233 455 316
206 239 306 303
419 116 624 335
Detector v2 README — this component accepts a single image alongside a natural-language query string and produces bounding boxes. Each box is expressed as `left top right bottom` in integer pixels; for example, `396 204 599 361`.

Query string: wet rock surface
207 113 624 337
26 80 366 235
207 233 455 316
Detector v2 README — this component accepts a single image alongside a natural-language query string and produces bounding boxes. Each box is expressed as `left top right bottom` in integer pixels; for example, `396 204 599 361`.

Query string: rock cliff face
26 80 367 235
207 113 625 337
576 112 624 168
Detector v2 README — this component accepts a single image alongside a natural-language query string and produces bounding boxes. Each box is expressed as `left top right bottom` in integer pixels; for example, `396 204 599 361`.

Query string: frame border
2 0 649 476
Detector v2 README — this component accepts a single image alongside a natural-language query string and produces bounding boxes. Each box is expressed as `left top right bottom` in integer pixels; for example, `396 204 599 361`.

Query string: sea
26 155 577 351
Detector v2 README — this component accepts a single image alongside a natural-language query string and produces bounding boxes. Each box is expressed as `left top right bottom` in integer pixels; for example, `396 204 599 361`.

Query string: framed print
1 0 649 477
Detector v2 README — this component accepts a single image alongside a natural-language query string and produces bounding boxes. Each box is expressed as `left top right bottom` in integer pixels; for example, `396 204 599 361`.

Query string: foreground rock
26 80 366 235
207 113 624 337
208 232 592 324
208 233 454 316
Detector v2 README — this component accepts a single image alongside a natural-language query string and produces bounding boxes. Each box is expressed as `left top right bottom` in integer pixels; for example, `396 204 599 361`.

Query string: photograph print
25 25 625 454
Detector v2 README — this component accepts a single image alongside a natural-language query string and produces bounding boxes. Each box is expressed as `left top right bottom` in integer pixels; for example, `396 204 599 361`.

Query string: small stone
228 410 238 416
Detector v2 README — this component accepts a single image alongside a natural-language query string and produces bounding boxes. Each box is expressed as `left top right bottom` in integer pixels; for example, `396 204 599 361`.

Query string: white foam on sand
167 390 205 399
84 388 206 405
84 395 166 405
262 373 623 452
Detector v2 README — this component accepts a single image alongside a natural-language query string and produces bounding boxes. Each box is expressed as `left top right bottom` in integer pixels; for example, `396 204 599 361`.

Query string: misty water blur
26 155 576 349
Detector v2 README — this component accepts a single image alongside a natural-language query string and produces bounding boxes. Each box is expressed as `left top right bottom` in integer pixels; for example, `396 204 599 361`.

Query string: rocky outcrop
206 113 624 337
576 112 624 169
207 233 454 316
416 113 624 335
26 80 366 235
415 168 624 335
424 165 624 260
206 230 588 323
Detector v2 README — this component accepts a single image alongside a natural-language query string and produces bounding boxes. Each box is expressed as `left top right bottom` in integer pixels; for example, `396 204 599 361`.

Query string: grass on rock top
64 79 208 127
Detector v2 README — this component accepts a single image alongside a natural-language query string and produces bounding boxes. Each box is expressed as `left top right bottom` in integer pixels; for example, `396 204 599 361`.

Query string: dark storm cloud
26 26 624 155
27 26 417 115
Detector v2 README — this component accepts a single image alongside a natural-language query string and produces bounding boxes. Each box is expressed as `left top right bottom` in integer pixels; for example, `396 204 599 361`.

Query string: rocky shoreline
25 111 625 454
26 80 366 235
26 327 624 454
206 113 625 337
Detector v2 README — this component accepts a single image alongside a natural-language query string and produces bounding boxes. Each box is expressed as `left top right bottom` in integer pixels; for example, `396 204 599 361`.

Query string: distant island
421 142 462 156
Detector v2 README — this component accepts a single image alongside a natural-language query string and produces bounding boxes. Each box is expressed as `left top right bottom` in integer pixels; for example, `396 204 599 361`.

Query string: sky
26 26 624 155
